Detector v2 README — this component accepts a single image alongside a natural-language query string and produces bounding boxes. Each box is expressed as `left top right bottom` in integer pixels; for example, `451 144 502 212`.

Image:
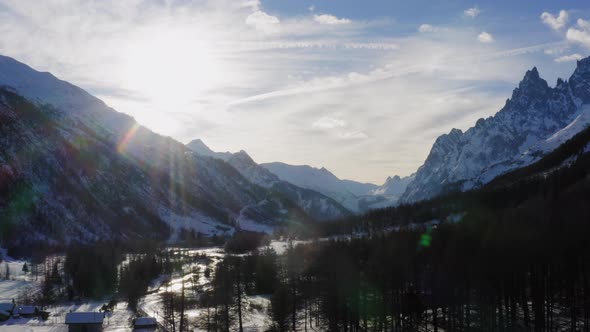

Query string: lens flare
117 123 140 154
419 226 433 248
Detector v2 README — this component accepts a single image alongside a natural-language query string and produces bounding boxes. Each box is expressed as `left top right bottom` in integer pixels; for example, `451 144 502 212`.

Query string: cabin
133 316 158 331
0 303 14 321
15 305 38 318
65 312 104 332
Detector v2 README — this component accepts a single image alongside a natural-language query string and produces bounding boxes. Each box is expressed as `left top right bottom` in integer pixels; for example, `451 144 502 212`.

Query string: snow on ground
266 240 309 255
0 280 38 302
139 247 226 328
138 246 275 331
0 258 41 302
242 295 272 332
541 105 590 153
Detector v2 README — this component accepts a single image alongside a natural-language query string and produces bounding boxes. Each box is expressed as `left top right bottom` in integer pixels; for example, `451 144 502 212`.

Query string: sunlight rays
120 27 225 110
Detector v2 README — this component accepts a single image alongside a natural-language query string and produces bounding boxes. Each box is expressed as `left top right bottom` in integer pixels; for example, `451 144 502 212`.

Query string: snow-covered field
0 257 40 303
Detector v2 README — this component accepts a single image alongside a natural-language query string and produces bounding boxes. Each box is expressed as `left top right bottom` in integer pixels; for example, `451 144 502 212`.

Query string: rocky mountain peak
570 55 590 103
401 60 584 203
510 67 550 103
230 150 255 165
576 56 590 73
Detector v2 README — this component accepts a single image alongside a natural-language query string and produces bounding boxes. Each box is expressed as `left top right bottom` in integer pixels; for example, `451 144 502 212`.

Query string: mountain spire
570 55 590 103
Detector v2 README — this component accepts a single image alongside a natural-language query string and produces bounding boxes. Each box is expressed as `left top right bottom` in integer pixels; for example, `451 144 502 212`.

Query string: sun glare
121 28 222 109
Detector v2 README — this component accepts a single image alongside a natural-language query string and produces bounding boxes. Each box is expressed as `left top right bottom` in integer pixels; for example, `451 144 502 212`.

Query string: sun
120 27 222 109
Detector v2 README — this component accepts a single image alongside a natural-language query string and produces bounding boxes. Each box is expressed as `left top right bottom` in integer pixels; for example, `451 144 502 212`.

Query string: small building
0 303 14 321
133 316 158 331
15 305 38 318
65 312 104 332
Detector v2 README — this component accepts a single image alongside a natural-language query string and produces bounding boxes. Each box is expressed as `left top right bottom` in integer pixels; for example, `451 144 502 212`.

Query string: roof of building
0 303 14 312
65 312 104 324
0 303 14 317
16 306 37 315
134 317 157 327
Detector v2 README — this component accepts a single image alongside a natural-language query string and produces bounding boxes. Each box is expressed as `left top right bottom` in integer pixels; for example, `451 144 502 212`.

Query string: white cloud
541 10 569 30
308 5 315 12
578 18 590 29
564 17 590 48
477 32 494 43
246 10 280 33
313 14 351 25
312 116 346 129
567 28 590 48
464 7 481 18
418 24 435 33
554 53 584 63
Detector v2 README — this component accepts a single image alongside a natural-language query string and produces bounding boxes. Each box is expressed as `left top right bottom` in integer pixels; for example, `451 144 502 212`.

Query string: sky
1 1 590 184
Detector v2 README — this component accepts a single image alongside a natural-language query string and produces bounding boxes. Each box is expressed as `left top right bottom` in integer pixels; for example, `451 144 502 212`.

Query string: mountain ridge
186 141 352 220
401 57 590 203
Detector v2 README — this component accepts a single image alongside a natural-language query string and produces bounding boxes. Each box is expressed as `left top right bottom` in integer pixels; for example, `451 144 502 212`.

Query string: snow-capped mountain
358 174 415 210
0 55 338 248
260 162 381 212
186 141 351 220
370 174 415 197
401 57 590 203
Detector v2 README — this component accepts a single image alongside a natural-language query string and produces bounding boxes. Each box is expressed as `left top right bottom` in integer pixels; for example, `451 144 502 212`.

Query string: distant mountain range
260 162 414 212
185 142 351 221
400 59 590 203
186 139 413 212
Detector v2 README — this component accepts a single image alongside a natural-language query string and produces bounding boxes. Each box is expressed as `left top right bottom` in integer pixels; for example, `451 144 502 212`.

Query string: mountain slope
401 58 590 203
0 55 321 247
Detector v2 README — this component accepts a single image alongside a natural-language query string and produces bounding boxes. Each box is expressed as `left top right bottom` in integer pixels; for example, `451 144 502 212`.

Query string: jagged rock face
370 174 415 197
570 57 590 104
402 60 589 203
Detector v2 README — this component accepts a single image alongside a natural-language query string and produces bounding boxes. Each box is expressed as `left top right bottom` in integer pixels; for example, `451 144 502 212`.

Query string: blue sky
0 0 589 183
